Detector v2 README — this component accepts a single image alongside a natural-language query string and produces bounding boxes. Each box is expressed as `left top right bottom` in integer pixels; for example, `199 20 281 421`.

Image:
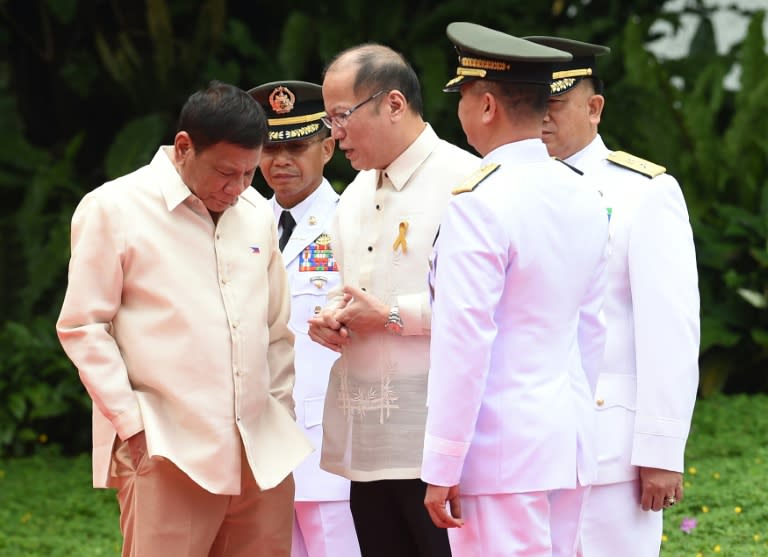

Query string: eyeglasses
320 89 387 128
262 135 325 157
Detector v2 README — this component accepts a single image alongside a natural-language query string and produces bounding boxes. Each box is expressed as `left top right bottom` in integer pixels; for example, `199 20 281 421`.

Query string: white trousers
449 486 589 557
291 500 361 557
579 480 662 557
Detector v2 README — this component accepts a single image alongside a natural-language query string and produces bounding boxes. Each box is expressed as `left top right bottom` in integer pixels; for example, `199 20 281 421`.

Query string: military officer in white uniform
422 23 609 557
249 81 360 557
526 36 701 556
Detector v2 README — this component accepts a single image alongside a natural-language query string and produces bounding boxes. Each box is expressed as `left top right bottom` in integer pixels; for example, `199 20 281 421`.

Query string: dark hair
585 77 605 96
324 44 424 117
316 125 332 139
482 81 550 117
176 81 268 152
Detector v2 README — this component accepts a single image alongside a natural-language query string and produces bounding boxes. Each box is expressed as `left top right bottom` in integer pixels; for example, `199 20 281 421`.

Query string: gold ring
664 495 677 506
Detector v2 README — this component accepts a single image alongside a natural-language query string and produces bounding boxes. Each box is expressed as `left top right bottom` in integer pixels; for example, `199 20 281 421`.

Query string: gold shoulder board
607 151 666 178
451 163 501 195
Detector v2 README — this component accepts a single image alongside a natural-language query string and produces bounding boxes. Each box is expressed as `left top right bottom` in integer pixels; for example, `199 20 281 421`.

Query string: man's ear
386 90 407 120
588 94 605 125
174 131 193 164
481 91 497 125
321 136 335 164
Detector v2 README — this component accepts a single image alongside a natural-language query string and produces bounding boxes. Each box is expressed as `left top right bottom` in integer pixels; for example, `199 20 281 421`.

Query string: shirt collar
271 178 331 223
482 137 550 165
565 134 608 170
155 146 195 212
380 123 438 191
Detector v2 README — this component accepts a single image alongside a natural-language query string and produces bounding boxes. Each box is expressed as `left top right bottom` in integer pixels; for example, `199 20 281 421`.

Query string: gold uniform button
596 399 605 407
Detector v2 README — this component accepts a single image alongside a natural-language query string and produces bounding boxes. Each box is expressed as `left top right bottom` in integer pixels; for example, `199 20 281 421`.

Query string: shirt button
367 246 373 252
376 204 381 210
232 320 239 329
596 399 605 407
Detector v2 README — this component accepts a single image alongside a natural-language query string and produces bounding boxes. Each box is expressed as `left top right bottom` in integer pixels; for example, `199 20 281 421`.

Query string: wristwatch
384 305 404 335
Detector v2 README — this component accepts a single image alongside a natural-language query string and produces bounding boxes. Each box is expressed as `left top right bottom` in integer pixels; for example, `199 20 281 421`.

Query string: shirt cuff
397 293 429 336
112 403 145 441
420 433 469 486
630 414 691 472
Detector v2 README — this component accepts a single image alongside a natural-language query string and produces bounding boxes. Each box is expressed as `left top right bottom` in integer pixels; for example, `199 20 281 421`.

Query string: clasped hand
307 285 390 352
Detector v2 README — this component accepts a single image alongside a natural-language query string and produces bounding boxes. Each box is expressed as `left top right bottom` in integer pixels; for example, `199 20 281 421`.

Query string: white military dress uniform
272 180 360 557
422 139 609 557
569 135 700 557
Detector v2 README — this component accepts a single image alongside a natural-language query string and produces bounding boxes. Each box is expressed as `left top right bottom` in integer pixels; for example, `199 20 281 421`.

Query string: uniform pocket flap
290 271 337 294
594 373 637 411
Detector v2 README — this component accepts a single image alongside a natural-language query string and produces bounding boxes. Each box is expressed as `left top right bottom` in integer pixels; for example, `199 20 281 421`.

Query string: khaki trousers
113 439 294 557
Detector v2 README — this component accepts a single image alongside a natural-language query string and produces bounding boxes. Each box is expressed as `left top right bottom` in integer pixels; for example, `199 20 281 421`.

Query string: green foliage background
0 0 766 455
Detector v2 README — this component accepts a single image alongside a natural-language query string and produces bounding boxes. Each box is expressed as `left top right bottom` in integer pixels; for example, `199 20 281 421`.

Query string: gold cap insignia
269 86 296 114
551 78 577 94
308 215 317 225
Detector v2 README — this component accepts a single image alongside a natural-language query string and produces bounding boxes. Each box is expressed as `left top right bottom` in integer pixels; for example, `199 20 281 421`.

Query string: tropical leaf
738 288 767 309
277 12 315 77
104 113 170 179
735 10 766 98
700 315 741 352
146 0 175 85
44 0 79 24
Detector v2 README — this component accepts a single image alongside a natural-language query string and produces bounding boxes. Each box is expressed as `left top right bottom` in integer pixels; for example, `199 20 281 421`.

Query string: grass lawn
0 394 766 556
660 394 768 556
0 452 120 556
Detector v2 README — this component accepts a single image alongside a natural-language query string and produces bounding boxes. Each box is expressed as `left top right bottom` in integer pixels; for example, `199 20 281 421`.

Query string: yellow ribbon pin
393 221 409 254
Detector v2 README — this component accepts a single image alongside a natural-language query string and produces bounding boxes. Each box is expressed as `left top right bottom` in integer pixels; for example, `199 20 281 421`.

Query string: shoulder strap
451 163 501 195
607 151 666 178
